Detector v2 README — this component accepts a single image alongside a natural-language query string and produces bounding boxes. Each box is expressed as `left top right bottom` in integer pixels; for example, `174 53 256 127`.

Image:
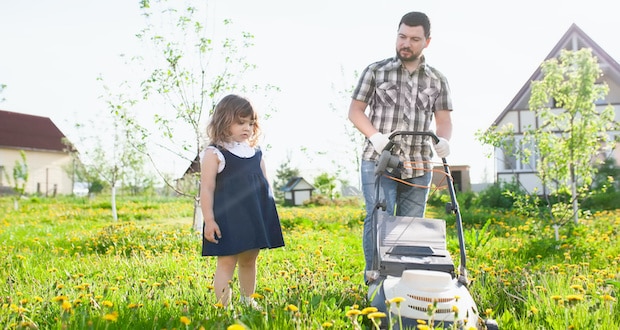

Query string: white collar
221 141 255 158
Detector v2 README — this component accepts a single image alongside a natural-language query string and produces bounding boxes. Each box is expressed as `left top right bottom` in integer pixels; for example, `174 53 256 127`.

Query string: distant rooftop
0 110 69 152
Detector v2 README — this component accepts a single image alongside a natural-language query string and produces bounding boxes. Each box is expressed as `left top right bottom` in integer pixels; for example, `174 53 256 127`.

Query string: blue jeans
361 160 431 280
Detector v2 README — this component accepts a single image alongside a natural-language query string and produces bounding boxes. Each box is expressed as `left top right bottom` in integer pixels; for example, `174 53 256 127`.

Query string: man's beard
396 48 419 62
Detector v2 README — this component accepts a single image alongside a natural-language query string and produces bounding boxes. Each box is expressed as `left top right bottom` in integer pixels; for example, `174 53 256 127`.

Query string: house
0 110 75 196
431 165 471 192
488 24 620 193
281 177 315 206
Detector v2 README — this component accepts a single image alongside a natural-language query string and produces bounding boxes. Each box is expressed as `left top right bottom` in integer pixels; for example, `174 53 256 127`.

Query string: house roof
0 110 69 152
491 23 620 127
281 176 315 192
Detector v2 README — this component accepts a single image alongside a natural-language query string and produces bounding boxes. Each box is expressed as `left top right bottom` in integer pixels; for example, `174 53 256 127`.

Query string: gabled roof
491 23 620 126
0 110 69 152
281 177 315 192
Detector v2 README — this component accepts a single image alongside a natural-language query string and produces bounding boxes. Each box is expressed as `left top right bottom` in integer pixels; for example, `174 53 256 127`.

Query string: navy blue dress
202 147 285 256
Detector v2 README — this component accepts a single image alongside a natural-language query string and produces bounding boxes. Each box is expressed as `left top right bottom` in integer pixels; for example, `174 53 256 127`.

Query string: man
348 11 453 281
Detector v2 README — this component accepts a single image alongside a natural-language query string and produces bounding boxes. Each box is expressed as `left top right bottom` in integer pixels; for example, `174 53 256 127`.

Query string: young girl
200 94 285 308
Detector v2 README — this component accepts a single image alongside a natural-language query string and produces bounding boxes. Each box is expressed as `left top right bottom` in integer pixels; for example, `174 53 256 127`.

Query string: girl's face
229 115 254 143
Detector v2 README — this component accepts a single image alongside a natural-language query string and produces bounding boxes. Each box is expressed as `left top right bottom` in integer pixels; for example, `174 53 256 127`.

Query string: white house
0 110 75 195
489 24 620 193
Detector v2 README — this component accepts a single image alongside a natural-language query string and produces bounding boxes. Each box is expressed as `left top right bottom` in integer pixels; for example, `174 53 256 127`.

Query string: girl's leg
213 255 237 306
236 249 260 299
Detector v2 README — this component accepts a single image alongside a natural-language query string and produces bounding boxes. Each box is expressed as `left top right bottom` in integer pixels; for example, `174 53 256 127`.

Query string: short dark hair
399 12 431 39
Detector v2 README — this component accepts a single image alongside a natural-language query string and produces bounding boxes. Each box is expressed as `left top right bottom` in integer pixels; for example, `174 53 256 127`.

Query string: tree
313 172 338 200
3 150 28 210
478 48 617 226
117 0 277 231
0 83 6 103
272 154 300 202
69 82 146 221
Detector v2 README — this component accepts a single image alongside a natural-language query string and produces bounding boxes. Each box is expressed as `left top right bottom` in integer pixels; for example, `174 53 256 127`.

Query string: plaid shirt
351 55 452 179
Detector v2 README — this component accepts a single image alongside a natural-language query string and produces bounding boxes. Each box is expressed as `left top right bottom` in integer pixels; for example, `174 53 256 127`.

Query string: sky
2 0 619 187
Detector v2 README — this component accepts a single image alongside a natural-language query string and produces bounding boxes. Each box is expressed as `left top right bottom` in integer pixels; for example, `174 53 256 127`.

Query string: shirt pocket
417 87 439 110
374 82 399 106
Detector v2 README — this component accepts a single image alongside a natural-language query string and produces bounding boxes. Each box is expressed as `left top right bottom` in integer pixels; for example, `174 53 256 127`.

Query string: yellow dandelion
416 319 427 325
214 302 225 308
361 307 378 314
61 300 72 312
102 301 113 308
389 297 405 304
367 312 386 319
322 321 333 327
34 296 43 303
127 303 142 309
602 294 616 302
530 306 539 314
550 295 562 301
285 304 299 312
452 305 459 313
417 325 430 330
346 309 362 317
263 287 273 293
566 294 584 302
180 316 191 325
52 295 68 302
227 324 246 330
485 308 493 317
103 312 119 322
250 293 264 300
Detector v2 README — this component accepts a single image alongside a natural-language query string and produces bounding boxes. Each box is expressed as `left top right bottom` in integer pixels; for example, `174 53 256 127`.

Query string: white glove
369 132 390 152
434 137 450 158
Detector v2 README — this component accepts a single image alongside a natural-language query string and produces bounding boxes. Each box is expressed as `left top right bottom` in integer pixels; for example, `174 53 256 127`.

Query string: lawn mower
366 131 498 330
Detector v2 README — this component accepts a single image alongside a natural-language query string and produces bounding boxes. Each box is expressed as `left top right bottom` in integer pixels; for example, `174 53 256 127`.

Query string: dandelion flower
180 316 191 325
346 309 362 317
250 293 264 300
361 307 378 314
417 325 430 330
530 306 539 314
103 312 118 322
61 301 72 312
322 321 333 327
367 312 386 319
227 324 246 330
285 304 299 312
602 294 616 302
389 297 405 304
102 301 113 308
566 294 584 302
214 302 225 309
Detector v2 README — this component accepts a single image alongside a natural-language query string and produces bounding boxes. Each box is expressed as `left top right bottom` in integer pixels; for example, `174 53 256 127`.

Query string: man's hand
369 132 390 152
434 137 450 158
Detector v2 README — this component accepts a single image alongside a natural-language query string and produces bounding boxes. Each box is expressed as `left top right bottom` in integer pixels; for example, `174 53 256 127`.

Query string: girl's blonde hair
207 94 261 147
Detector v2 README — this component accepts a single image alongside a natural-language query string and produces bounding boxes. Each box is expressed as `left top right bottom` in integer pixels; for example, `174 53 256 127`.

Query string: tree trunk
192 198 203 233
111 186 118 221
570 165 578 225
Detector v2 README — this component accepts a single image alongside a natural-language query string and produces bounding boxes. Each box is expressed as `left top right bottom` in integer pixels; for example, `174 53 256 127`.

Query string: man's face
395 24 430 62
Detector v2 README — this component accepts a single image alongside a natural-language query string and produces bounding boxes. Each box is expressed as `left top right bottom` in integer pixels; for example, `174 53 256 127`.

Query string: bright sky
1 0 618 186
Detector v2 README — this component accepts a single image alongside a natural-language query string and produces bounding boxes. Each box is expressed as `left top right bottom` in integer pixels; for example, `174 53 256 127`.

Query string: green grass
1 196 619 329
